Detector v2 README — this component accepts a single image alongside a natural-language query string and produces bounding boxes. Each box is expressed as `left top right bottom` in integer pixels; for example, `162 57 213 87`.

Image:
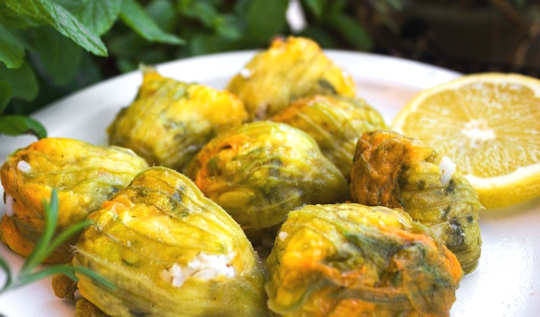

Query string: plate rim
29 49 461 121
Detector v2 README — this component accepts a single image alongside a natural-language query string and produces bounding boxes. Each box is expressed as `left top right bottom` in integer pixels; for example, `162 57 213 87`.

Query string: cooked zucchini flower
227 36 356 120
350 131 482 273
272 95 387 178
75 298 107 317
73 167 268 317
266 203 462 317
0 138 148 263
186 121 349 233
108 69 248 170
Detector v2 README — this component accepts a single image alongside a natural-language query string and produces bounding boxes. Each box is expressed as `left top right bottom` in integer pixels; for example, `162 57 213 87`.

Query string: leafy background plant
1 0 539 138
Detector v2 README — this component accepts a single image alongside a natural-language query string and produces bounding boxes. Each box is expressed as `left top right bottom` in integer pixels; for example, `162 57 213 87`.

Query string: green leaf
108 33 147 59
327 0 346 15
117 58 138 73
178 0 218 28
0 62 39 101
5 0 107 56
27 27 83 85
0 81 12 113
215 15 243 40
328 14 373 51
178 1 243 40
0 4 41 29
302 0 326 18
4 54 103 116
54 0 122 35
119 0 184 45
188 33 238 56
147 0 177 32
233 0 251 15
0 115 47 139
243 0 289 45
300 26 339 48
0 23 25 68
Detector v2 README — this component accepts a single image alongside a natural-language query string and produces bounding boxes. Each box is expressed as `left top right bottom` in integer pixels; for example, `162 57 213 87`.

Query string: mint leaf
300 26 339 48
0 81 12 113
327 0 346 14
0 23 25 68
215 15 243 40
179 0 218 29
147 0 177 32
302 0 326 19
5 0 107 56
243 0 289 45
189 33 238 56
0 115 47 139
178 1 242 40
116 58 137 73
0 4 41 29
120 0 184 45
108 33 146 59
27 27 83 85
328 14 373 51
54 0 122 35
0 62 38 101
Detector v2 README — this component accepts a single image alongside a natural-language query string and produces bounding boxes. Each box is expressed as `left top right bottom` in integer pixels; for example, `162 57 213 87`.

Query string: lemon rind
391 73 540 208
392 73 540 131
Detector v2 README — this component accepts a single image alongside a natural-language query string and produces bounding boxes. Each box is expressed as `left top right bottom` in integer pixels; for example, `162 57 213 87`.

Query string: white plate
0 51 539 317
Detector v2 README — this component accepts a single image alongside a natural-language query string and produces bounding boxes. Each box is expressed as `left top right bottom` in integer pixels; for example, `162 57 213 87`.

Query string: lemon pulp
393 74 540 208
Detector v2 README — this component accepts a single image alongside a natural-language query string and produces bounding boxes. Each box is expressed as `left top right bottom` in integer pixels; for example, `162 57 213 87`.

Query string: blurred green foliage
1 0 378 138
0 0 538 138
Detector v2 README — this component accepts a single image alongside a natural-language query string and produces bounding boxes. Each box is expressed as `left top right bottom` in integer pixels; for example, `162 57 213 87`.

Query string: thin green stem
72 266 115 291
10 265 76 291
0 189 114 295
46 219 92 256
21 189 59 273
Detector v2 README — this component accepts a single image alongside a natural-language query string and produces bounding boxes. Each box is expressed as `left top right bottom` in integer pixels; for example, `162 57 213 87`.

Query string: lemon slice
393 73 540 209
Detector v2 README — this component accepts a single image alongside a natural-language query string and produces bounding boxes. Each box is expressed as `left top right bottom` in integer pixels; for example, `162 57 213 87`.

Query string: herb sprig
0 189 113 294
